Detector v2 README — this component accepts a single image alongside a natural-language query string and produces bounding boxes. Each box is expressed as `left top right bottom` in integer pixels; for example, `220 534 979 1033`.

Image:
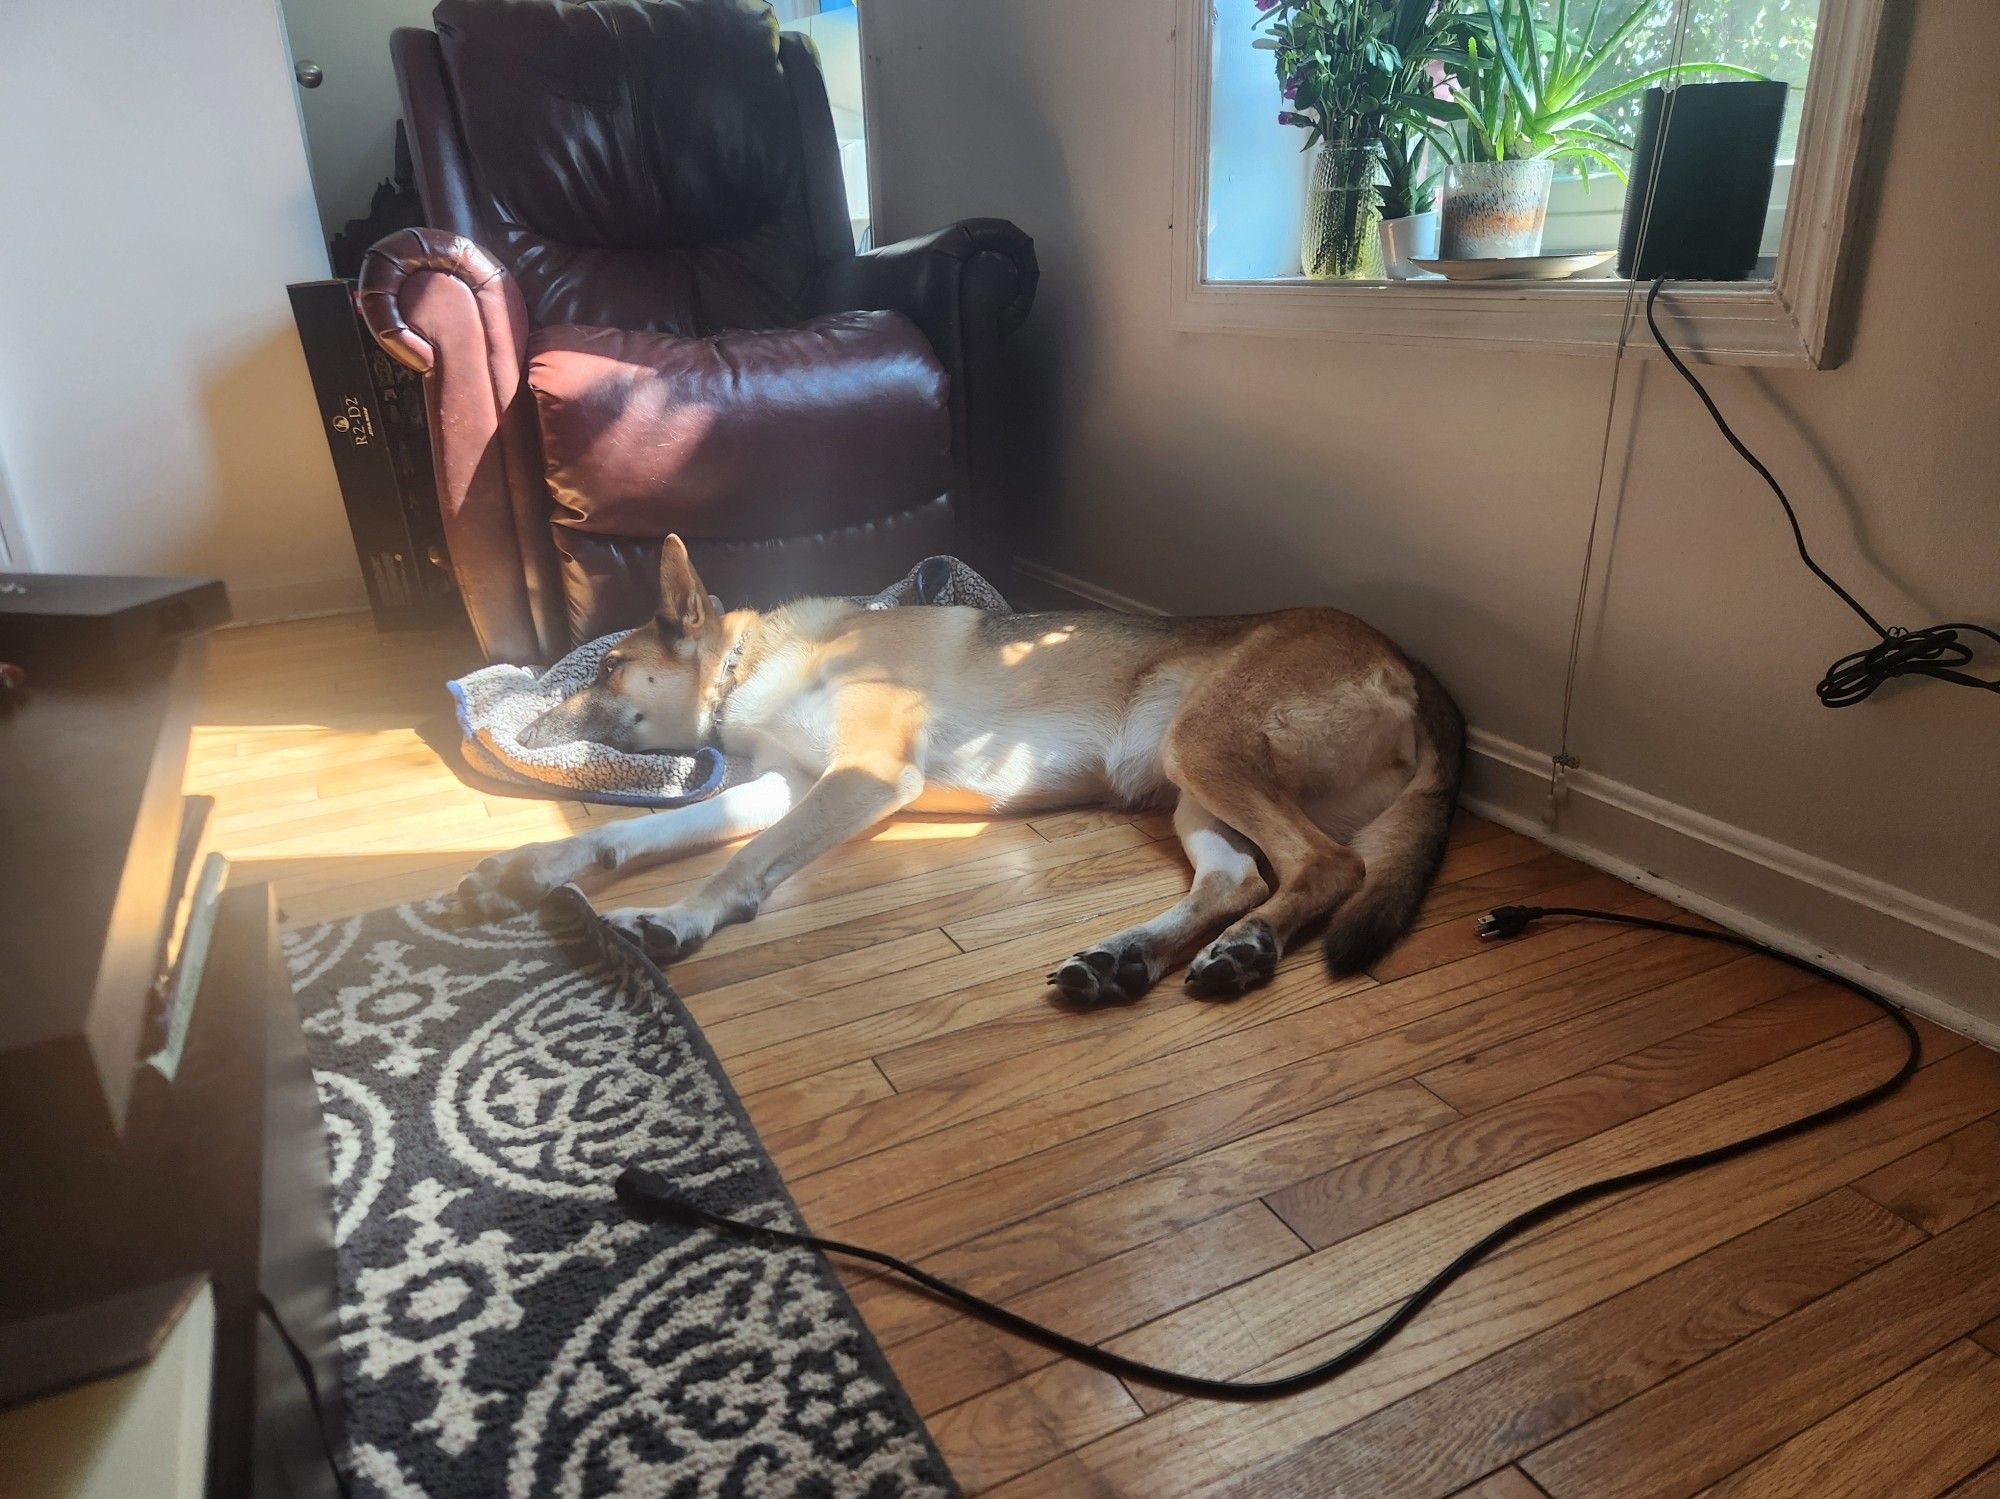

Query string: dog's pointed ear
655 535 711 638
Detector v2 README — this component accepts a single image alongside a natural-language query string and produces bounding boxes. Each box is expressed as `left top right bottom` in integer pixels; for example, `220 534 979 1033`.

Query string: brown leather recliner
356 0 1037 664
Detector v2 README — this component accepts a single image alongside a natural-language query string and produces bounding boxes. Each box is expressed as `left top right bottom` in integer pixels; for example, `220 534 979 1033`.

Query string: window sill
1167 274 1814 366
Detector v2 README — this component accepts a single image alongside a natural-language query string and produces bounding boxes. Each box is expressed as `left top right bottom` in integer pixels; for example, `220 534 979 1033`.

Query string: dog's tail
1322 659 1466 975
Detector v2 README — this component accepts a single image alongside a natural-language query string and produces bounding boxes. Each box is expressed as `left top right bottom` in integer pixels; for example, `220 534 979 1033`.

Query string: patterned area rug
285 886 958 1498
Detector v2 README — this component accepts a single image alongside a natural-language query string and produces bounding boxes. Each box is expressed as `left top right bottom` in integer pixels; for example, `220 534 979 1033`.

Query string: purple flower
1255 0 1280 11
1278 109 1298 125
1282 77 1299 101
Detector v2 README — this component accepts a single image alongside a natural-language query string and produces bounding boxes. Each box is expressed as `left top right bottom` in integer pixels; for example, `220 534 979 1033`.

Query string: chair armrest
809 220 1037 580
356 229 568 663
810 218 1038 340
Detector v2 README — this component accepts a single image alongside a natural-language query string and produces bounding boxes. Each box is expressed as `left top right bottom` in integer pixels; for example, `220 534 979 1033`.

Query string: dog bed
448 557 1009 807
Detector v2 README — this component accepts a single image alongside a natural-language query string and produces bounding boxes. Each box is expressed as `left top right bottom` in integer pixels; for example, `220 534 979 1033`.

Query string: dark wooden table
0 618 344 1498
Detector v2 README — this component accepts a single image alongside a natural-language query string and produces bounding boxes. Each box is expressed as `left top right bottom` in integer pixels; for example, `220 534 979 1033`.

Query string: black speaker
1617 79 1789 281
287 279 460 631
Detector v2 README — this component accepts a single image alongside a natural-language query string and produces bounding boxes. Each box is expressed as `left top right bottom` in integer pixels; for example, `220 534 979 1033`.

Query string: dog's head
519 536 729 754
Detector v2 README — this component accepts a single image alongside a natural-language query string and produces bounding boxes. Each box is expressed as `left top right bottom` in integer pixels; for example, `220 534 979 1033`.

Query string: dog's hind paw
1049 939 1156 1007
1185 920 1278 999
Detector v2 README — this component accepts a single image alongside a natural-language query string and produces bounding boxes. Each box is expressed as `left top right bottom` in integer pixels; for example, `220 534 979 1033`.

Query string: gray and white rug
286 886 957 1498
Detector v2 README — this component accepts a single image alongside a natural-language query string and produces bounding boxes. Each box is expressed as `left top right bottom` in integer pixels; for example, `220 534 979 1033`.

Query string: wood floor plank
1452 1471 1548 1499
788 935 1712 1247
1108 1017 1928 1414
1949 1461 2000 1499
884 1200 1305 1416
682 825 1159 963
1367 869 1645 982
829 1078 1450 1274
1267 979 1867 1251
661 824 1157 994
704 887 1183 1062
1695 1339 2000 1499
1853 1114 2000 1235
1522 1207 2000 1499
723 894 1171 1094
766 911 1667 1188
1978 1316 2000 1358
869 954 1369 1096
1415 956 1821 1116
844 1083 1456 1350
981 1045 2000 1499
1215 1189 1922 1499
1027 807 1133 842
607 815 1053 919
737 1058 896 1136
923 1360 1142 1495
683 929 962 1030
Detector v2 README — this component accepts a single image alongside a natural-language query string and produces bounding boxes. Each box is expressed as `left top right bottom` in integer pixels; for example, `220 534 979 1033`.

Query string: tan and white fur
456 537 1465 1002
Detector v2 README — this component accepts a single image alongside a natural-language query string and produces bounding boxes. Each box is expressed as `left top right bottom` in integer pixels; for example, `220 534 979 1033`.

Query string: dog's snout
520 688 627 752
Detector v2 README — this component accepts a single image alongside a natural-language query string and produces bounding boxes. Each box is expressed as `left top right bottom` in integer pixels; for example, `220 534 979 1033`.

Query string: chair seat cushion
527 310 952 542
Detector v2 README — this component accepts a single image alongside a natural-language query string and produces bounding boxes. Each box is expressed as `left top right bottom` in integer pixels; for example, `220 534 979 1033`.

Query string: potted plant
1373 0 1478 277
1255 0 1404 279
1433 0 1762 259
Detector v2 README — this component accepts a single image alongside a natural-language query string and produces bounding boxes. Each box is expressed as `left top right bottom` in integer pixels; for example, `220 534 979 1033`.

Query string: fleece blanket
448 556 1009 807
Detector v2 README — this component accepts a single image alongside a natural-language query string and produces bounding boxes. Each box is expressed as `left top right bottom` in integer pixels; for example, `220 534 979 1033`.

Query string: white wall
862 0 2000 1029
0 0 361 620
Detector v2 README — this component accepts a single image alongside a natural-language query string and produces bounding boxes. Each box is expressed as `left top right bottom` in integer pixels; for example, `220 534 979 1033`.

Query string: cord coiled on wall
1643 278 2000 707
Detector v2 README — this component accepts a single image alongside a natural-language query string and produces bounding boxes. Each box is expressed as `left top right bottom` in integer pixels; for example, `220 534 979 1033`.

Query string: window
779 0 873 247
1174 0 1890 364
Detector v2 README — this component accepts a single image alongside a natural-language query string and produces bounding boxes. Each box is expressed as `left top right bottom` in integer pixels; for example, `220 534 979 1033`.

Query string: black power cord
619 904 1921 1401
1643 277 2000 707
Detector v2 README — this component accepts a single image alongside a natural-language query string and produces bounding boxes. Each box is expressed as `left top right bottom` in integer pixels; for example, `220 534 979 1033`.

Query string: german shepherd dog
454 537 1465 1002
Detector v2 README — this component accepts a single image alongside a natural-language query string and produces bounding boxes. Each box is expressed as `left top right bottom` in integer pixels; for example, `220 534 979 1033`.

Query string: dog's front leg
449 770 797 921
605 757 925 963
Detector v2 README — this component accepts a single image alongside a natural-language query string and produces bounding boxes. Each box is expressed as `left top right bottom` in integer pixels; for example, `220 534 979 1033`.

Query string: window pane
1204 0 1822 279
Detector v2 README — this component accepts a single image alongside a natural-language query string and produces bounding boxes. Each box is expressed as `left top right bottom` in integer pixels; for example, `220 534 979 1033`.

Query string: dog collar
702 634 749 746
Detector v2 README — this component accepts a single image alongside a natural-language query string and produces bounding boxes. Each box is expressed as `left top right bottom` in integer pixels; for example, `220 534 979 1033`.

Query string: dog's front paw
604 905 713 964
1185 920 1278 1000
1049 938 1157 1007
449 839 597 924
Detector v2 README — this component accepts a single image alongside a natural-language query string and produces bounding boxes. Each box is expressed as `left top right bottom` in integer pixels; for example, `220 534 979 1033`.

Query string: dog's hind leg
1050 796 1267 1006
449 770 798 922
1166 743 1364 1001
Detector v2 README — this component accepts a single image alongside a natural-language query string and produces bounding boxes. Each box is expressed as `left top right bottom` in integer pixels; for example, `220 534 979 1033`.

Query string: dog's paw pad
448 846 575 924
605 908 707 964
1050 940 1155 1006
1185 921 1278 1000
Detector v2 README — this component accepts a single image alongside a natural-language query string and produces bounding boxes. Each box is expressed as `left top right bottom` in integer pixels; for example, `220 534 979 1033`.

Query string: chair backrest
394 0 854 334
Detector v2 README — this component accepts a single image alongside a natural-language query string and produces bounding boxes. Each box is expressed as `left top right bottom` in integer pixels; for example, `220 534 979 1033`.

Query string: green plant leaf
1565 61 1769 121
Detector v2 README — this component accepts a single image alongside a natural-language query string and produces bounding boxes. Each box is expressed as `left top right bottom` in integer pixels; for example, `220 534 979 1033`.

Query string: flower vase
1301 145 1384 281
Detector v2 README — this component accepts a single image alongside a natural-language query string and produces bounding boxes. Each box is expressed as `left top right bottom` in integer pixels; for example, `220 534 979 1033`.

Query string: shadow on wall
197 324 362 621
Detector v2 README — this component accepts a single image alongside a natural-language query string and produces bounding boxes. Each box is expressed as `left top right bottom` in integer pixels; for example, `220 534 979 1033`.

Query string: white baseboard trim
221 573 368 627
1013 558 1165 616
1462 730 2000 1048
1012 555 2000 1046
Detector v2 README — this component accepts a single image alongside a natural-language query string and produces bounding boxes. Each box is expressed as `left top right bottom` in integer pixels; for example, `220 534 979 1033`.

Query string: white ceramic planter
1440 160 1555 259
1379 210 1440 280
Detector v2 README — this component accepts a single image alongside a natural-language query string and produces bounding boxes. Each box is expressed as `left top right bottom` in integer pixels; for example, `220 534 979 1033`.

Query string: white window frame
1168 0 1889 367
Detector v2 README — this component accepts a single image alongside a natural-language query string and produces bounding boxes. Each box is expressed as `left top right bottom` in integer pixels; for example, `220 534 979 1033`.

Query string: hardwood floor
192 611 2000 1499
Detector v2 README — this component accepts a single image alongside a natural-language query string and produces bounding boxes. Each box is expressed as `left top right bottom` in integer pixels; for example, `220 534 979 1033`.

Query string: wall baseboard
1011 554 2000 1044
221 573 368 627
